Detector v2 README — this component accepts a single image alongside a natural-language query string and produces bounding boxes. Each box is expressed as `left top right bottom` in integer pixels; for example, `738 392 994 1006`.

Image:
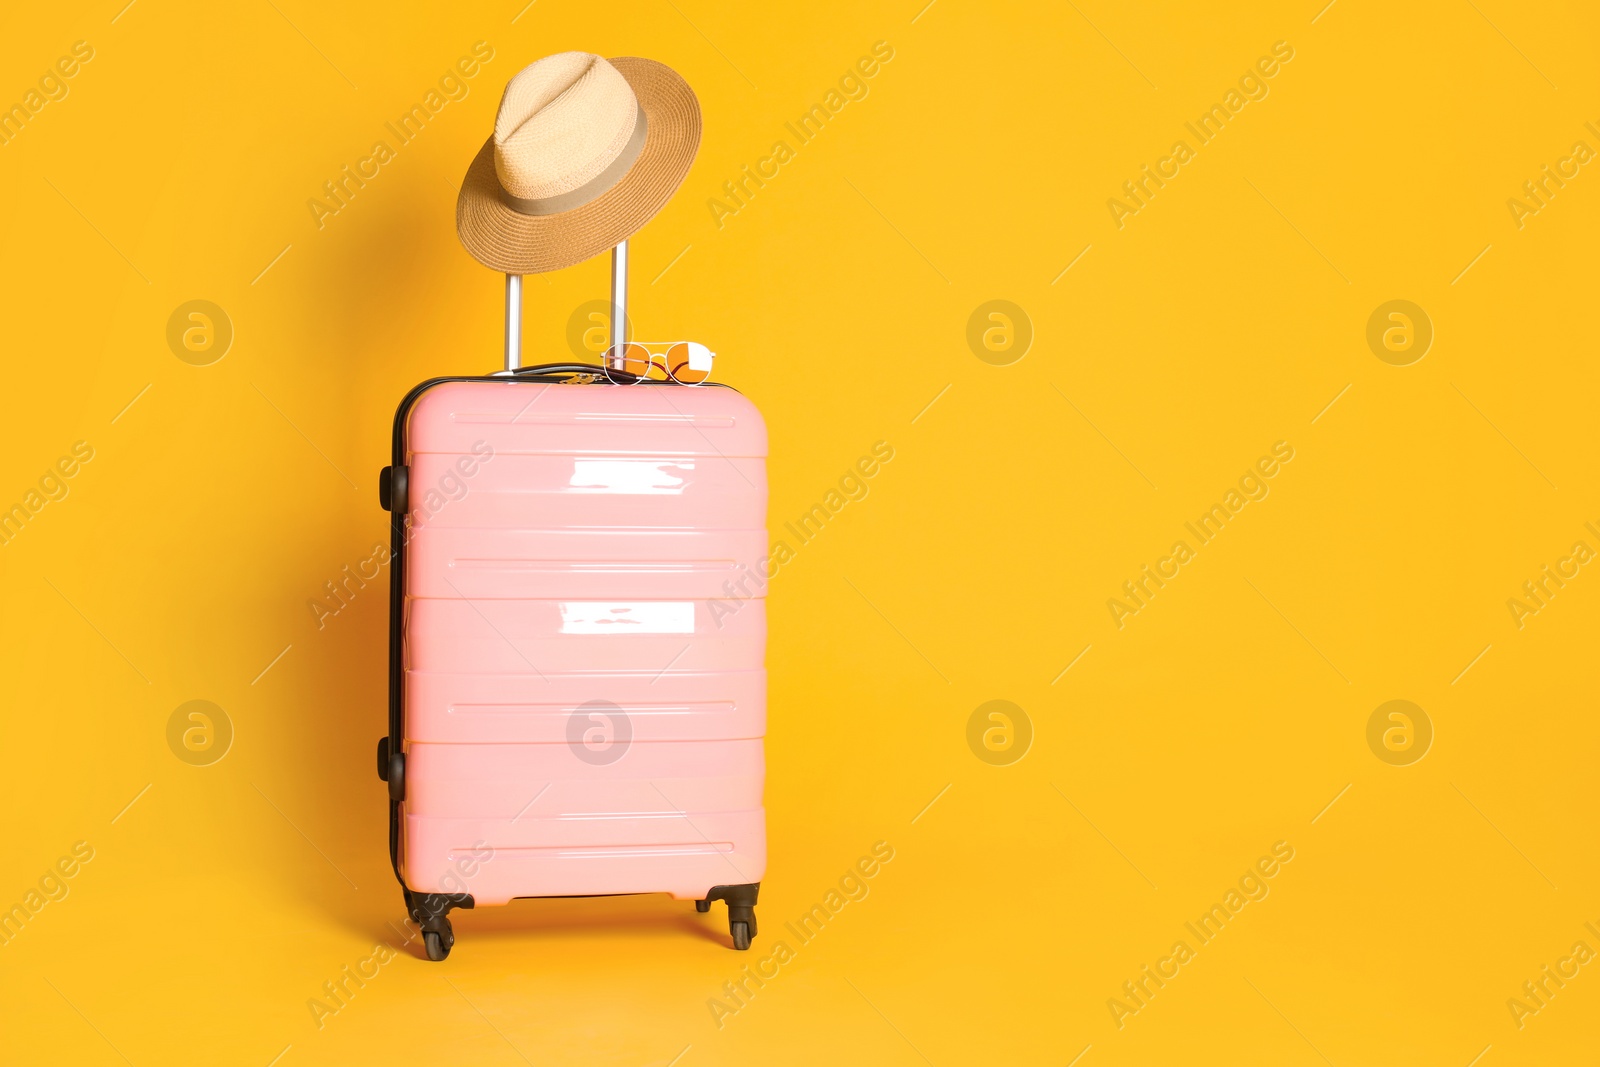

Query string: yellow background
2 0 1597 1063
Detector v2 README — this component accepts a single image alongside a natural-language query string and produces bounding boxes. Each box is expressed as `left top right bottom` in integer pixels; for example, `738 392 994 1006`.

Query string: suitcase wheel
423 920 453 962
698 883 760 951
404 890 471 963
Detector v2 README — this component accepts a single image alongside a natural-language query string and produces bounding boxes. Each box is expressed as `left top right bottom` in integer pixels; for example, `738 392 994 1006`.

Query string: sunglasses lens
668 342 713 384
604 343 653 383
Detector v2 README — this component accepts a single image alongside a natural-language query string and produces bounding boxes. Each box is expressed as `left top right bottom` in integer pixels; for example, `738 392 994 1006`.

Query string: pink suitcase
377 244 767 959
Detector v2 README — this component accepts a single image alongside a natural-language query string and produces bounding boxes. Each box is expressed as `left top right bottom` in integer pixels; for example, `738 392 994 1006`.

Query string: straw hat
456 52 701 274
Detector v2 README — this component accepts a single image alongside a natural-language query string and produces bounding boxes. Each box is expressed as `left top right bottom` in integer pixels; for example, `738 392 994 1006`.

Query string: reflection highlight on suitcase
559 601 696 633
568 459 690 493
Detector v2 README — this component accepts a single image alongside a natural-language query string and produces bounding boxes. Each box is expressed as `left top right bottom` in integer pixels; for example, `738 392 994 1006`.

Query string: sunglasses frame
602 341 715 386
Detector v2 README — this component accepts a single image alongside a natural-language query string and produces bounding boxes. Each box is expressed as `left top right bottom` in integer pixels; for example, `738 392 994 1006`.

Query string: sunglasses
602 341 715 385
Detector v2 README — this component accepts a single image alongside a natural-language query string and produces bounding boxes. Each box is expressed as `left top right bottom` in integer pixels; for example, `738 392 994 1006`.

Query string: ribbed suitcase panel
400 381 768 905
405 738 765 819
407 382 767 458
404 527 766 600
407 452 766 529
406 597 764 672
407 668 766 743
403 812 767 902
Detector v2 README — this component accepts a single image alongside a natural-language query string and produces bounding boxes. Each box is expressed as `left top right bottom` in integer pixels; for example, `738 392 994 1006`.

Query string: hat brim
456 56 701 274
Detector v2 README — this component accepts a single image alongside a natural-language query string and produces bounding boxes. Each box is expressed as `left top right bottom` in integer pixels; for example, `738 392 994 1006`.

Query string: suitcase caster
423 921 453 962
700 882 760 951
405 889 472 963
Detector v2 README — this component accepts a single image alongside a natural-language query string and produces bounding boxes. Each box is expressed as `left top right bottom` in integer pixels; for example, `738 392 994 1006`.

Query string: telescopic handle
609 240 629 357
502 239 627 374
504 273 522 373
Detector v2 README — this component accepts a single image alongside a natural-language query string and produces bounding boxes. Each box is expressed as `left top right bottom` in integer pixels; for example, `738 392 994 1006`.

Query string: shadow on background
381 894 733 960
252 173 473 944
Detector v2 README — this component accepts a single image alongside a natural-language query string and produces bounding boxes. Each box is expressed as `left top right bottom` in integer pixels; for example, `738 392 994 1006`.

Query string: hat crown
493 52 640 200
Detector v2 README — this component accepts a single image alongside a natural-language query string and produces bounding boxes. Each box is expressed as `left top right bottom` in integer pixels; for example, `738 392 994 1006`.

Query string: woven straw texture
492 53 638 200
456 56 700 274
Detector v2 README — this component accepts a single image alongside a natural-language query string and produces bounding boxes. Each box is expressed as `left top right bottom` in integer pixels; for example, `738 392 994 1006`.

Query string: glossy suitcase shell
389 376 768 916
